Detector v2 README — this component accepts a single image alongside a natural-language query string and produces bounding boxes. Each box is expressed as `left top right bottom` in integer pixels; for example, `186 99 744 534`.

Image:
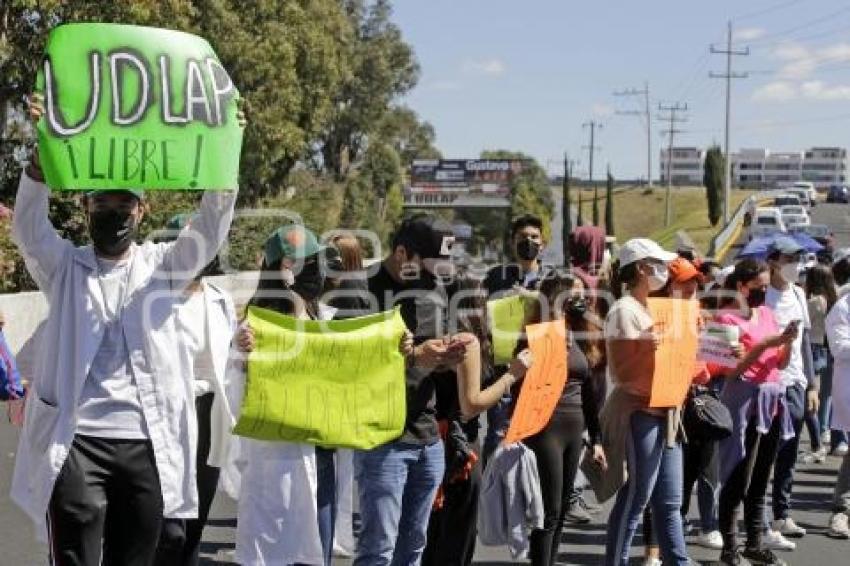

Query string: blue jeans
773 383 805 521
354 440 445 566
605 411 688 566
818 351 849 449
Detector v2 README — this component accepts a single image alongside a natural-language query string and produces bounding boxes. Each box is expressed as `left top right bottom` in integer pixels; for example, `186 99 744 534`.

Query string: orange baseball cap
669 257 703 284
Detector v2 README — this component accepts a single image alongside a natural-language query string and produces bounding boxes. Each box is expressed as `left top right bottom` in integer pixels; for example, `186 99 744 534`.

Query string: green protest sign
233 306 408 449
488 292 538 365
35 23 242 191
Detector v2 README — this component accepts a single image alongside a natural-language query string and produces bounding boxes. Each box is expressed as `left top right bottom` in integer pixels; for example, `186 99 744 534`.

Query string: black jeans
525 410 585 566
718 415 782 550
155 393 220 566
681 434 720 532
48 435 164 566
772 383 806 521
422 455 481 566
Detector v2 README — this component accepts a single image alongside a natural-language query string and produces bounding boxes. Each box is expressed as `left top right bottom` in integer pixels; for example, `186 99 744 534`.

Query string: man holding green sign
10 23 242 566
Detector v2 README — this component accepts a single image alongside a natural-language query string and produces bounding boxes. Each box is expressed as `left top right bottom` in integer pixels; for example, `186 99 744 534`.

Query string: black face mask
89 209 137 256
291 259 325 300
566 296 588 319
516 239 541 261
746 288 766 309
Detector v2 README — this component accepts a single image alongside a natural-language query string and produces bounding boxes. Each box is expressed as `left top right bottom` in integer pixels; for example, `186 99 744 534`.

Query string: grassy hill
572 185 752 254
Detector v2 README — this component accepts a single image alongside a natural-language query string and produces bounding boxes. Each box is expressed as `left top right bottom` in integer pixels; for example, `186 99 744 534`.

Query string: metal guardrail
707 190 788 260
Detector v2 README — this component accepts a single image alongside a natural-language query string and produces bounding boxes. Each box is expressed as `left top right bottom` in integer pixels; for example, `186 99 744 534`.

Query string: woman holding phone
713 259 797 566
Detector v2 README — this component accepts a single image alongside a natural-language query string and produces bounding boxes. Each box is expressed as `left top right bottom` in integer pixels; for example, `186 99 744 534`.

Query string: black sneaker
741 547 787 565
719 547 750 565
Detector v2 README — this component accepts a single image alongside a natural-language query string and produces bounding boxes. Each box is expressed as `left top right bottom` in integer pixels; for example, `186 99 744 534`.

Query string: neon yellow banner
233 306 408 449
488 292 538 366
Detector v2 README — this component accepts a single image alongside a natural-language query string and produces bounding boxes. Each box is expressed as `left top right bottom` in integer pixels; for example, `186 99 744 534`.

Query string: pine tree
605 166 615 236
704 146 724 227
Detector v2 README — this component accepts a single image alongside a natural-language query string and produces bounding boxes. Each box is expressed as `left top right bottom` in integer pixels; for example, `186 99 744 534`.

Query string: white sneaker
802 446 828 464
764 528 797 550
822 430 832 445
772 517 806 538
836 442 850 457
695 529 724 549
828 513 850 539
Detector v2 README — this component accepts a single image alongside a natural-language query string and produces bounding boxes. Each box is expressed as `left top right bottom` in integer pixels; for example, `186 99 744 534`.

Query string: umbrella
738 231 823 259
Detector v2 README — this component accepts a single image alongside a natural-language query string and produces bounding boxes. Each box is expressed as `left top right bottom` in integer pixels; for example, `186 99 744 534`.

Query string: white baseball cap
618 238 677 267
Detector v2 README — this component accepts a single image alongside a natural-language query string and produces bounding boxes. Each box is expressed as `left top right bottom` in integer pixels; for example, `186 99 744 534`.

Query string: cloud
751 79 850 102
462 58 506 77
772 41 850 79
592 103 614 117
735 27 765 41
800 80 850 100
752 81 798 102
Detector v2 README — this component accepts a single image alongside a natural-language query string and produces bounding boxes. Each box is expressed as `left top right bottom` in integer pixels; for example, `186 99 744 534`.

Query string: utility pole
710 20 749 223
582 120 602 225
614 81 652 186
657 102 688 227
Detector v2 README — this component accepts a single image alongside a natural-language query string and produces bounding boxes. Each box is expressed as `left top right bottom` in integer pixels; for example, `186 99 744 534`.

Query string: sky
392 0 850 180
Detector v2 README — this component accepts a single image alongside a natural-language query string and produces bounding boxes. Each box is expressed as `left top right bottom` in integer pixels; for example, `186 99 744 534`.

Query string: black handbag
683 388 733 441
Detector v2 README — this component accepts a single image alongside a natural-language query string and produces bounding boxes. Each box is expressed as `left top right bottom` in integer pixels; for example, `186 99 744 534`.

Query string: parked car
774 194 803 208
780 205 811 229
749 207 787 241
791 181 818 207
827 185 850 203
786 187 812 207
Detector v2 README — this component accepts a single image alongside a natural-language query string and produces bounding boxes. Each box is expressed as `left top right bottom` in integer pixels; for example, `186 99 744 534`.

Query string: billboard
405 159 527 208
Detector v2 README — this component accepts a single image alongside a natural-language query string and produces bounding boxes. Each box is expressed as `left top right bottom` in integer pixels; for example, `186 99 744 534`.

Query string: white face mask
780 262 801 285
647 262 669 291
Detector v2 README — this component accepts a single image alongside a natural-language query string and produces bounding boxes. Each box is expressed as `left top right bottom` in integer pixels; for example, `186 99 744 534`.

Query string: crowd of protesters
4 100 850 566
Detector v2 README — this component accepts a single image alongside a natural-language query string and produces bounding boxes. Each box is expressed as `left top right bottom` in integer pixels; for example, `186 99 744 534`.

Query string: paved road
3 414 849 565
2 198 850 565
727 199 850 262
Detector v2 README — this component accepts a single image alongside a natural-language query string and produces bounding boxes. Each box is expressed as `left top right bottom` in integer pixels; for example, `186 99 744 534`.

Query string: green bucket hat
264 224 324 265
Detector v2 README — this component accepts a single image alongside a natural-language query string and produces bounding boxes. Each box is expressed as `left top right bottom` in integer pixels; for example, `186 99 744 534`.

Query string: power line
734 0 805 22
657 102 688 227
614 82 652 186
710 20 749 224
744 5 850 46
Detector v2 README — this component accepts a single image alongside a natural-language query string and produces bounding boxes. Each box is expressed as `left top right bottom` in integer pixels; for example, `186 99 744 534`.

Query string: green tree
577 191 584 227
704 145 724 227
605 166 615 236
340 140 403 245
592 186 599 226
375 105 441 166
195 0 352 200
320 0 419 179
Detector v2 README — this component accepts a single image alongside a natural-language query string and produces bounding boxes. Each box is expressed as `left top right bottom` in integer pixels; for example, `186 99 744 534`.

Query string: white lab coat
226 305 354 566
9 173 236 536
192 282 239 468
826 293 850 430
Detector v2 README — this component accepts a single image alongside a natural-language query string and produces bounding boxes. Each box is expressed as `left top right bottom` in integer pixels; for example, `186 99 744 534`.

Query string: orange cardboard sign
504 320 568 444
648 298 700 408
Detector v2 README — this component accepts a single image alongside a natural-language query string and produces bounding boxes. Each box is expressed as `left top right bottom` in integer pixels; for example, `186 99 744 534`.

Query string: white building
802 147 847 186
659 147 705 184
659 146 848 188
